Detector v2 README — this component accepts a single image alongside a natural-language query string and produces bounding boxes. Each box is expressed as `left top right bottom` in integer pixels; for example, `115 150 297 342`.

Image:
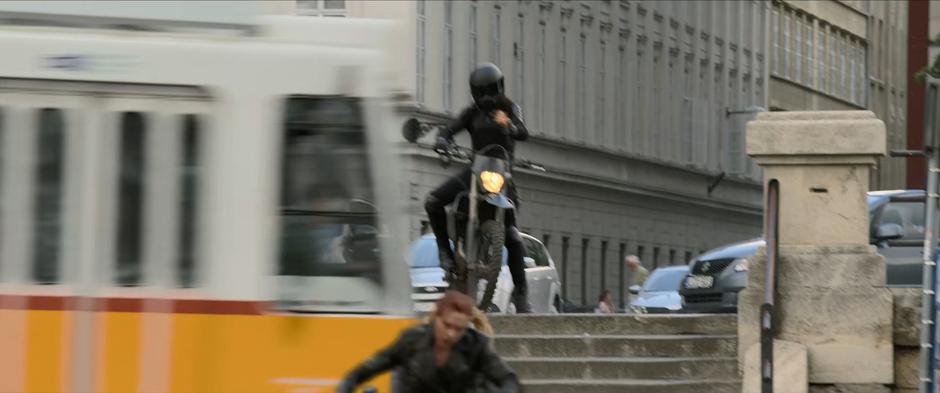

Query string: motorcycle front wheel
475 219 504 312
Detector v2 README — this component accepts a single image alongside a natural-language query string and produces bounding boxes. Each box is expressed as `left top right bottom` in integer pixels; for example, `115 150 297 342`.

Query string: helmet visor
472 83 501 101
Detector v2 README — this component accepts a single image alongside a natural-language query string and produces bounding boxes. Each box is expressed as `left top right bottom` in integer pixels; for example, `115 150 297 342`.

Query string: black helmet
469 63 504 104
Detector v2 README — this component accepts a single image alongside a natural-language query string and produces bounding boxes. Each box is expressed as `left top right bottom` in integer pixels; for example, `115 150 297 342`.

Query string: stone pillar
738 111 894 393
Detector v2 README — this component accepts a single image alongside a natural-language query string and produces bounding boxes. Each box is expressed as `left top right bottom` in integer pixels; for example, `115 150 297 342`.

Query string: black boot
440 250 458 287
512 287 532 314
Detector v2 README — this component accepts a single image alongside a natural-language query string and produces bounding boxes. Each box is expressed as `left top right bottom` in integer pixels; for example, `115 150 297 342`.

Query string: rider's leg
505 217 532 313
424 168 471 269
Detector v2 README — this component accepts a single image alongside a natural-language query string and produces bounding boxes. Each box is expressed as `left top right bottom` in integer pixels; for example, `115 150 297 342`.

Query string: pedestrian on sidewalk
595 289 615 314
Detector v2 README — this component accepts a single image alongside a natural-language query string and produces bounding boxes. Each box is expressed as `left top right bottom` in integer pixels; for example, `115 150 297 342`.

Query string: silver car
629 265 690 314
408 233 561 314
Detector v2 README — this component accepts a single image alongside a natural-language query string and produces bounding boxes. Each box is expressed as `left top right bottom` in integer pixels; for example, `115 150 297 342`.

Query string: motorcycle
402 118 545 312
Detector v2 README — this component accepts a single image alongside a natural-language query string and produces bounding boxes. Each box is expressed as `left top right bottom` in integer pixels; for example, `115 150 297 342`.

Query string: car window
879 201 925 243
409 236 442 268
408 235 508 267
643 269 688 292
522 237 550 267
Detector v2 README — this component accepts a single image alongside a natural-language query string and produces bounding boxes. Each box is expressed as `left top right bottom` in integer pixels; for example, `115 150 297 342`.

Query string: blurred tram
0 5 413 393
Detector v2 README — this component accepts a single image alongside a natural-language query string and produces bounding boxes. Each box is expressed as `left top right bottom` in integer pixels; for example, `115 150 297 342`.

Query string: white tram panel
0 16 409 311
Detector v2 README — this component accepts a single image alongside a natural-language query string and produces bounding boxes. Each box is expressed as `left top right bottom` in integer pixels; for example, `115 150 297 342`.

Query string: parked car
680 189 925 313
408 232 562 314
629 266 689 314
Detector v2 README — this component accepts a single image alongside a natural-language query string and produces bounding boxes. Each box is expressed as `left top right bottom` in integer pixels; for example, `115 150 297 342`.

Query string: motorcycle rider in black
424 63 532 313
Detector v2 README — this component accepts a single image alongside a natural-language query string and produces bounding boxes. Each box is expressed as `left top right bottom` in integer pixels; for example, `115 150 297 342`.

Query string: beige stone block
807 385 890 393
891 288 921 347
747 111 886 158
762 165 871 247
745 246 885 288
743 340 808 393
739 285 894 384
894 347 919 389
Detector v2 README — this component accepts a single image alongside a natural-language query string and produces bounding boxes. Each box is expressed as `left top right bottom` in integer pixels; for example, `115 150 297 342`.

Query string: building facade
767 0 909 190
275 0 770 307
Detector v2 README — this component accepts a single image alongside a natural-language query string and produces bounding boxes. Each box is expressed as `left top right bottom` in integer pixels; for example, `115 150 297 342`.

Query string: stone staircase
489 314 741 393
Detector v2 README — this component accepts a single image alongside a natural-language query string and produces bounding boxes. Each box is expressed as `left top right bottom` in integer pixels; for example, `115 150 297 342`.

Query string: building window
116 112 148 286
618 42 626 149
558 32 567 136
839 34 847 99
794 15 802 84
806 20 814 87
783 11 791 80
492 6 502 65
33 108 66 284
470 3 478 68
856 44 866 105
416 0 426 104
515 12 525 111
444 1 453 111
296 0 347 17
772 8 780 75
652 247 660 269
597 40 606 143
538 23 546 130
618 242 627 307
829 29 837 96
818 26 827 92
849 39 856 103
580 238 589 303
669 249 676 265
578 34 586 139
600 240 608 293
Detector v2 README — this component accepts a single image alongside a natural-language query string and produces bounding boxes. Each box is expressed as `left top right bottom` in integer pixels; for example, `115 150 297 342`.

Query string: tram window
177 114 201 288
276 96 382 284
33 108 66 284
0 108 4 276
115 112 147 286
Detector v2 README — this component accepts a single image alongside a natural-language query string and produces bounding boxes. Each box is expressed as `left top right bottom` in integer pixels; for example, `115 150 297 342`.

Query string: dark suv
681 190 925 313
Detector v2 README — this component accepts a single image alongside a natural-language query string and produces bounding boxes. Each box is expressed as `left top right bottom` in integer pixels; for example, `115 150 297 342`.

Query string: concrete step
505 356 739 380
493 334 737 358
519 379 741 393
488 314 737 336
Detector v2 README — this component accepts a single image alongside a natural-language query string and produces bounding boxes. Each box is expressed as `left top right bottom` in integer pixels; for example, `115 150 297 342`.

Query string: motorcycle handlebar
420 142 547 173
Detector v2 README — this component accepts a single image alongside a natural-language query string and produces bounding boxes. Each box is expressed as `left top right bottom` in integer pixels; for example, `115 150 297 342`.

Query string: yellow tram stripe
24 310 67 393
95 312 142 393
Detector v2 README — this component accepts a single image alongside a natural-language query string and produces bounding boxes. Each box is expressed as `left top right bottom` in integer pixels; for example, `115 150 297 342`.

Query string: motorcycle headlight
480 171 505 193
733 258 750 272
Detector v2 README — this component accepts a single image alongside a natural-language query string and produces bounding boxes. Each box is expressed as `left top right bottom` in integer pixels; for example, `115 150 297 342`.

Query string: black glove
334 381 354 393
434 137 453 153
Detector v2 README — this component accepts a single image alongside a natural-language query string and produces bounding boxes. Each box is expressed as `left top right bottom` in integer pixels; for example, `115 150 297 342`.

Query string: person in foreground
336 291 520 393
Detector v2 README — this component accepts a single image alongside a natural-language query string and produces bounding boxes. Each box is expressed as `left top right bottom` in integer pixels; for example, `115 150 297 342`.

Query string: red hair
433 290 475 317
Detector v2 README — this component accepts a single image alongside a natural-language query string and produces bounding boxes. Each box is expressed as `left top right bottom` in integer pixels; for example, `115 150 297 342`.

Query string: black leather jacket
336 324 520 393
440 98 529 160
